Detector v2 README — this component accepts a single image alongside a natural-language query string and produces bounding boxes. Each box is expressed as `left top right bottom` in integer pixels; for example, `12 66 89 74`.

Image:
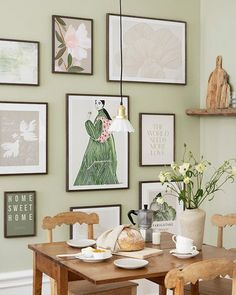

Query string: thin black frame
0 101 48 175
0 38 39 86
107 13 187 85
52 15 93 75
139 113 175 166
4 190 36 238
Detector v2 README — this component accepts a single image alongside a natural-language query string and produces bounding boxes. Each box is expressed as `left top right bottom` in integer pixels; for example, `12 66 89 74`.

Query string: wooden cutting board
114 247 163 259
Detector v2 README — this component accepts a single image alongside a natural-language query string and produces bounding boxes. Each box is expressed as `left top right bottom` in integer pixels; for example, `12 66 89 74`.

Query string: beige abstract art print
0 39 39 85
107 14 186 84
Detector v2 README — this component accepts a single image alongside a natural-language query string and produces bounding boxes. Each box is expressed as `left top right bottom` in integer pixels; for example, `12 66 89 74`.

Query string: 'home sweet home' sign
4 191 36 238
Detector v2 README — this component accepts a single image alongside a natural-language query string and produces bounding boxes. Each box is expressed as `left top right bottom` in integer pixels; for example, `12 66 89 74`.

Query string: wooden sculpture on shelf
206 55 231 109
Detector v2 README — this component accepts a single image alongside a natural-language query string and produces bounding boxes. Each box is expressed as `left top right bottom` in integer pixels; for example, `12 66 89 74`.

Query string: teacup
172 235 197 254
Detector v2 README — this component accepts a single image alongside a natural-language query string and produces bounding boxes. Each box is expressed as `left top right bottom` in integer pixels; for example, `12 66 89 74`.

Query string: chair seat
184 277 232 295
68 280 138 295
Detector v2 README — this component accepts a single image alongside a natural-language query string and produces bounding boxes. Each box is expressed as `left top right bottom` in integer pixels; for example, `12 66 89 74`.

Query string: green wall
0 0 200 272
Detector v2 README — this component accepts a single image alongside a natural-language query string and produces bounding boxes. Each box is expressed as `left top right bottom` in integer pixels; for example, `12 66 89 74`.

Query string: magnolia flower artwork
159 144 236 209
52 15 93 74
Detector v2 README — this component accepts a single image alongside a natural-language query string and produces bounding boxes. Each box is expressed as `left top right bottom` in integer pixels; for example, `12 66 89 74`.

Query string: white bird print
20 120 38 141
1 139 20 158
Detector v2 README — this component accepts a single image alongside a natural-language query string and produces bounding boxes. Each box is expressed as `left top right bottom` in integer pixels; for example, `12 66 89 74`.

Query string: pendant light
109 0 135 133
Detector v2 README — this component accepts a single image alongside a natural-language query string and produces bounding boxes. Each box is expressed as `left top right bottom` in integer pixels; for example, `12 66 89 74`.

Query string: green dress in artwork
74 108 119 185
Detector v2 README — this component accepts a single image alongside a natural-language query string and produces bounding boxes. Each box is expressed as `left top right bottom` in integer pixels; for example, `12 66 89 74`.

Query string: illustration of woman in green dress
74 99 119 186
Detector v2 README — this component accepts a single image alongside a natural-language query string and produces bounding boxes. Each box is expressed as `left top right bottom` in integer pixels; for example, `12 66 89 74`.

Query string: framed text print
70 204 121 239
0 102 48 175
139 113 175 166
107 14 186 84
139 181 183 234
0 38 39 86
52 15 93 75
66 94 129 191
4 191 36 238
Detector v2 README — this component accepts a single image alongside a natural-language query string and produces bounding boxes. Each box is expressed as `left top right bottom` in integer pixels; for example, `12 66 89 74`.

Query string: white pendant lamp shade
109 105 134 132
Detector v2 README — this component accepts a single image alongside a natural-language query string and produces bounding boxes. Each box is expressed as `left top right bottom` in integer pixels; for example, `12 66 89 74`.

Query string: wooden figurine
206 56 231 109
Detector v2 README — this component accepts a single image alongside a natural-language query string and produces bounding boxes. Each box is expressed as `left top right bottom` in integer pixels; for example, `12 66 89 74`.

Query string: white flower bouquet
159 144 236 209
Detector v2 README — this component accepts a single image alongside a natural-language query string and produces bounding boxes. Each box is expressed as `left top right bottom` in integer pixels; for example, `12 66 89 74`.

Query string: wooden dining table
28 232 236 295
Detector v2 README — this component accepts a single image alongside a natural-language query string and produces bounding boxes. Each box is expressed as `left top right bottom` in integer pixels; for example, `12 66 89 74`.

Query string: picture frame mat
70 205 121 239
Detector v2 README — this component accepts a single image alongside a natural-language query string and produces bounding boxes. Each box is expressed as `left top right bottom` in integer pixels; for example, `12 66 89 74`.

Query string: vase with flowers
159 144 236 249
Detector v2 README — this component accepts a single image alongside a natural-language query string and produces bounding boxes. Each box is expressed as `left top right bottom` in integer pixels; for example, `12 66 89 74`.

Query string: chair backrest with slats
211 214 236 248
165 258 236 295
42 211 99 242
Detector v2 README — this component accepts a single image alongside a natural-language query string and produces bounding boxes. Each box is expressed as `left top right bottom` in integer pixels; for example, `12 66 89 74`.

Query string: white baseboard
0 270 173 295
0 270 50 295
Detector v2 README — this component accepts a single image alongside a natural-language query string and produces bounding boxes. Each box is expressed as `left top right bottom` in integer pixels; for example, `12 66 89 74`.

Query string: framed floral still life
52 15 93 75
139 180 183 234
66 94 129 191
139 113 175 166
0 38 39 86
70 204 121 239
0 102 48 175
107 14 186 84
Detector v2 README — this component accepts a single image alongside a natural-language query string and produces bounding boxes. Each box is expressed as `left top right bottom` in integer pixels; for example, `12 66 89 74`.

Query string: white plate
67 239 96 248
75 252 112 262
114 258 149 269
170 249 199 259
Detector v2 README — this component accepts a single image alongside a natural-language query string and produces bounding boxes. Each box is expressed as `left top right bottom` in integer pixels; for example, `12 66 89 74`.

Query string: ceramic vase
179 208 206 250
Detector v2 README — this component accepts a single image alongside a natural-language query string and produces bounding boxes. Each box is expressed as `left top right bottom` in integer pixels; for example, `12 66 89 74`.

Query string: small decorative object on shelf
206 55 231 109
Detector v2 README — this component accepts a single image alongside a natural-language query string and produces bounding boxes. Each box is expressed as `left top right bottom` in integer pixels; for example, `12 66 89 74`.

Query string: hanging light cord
119 0 123 106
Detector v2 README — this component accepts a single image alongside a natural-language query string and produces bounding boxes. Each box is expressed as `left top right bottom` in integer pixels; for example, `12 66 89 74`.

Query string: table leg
159 285 167 295
33 253 42 295
190 281 199 295
56 264 68 295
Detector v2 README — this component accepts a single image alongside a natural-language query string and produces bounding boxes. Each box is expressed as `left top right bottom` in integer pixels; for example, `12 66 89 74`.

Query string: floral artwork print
52 15 92 74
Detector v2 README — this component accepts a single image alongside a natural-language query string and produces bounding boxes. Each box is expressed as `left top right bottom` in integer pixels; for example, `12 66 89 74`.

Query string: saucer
170 249 199 259
114 258 149 269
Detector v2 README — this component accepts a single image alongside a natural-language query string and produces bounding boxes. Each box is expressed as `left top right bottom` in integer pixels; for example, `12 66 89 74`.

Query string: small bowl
93 249 107 259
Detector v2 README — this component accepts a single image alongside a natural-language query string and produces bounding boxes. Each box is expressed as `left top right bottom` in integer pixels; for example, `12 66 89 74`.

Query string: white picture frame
70 205 121 239
66 94 129 191
139 180 183 234
139 113 175 166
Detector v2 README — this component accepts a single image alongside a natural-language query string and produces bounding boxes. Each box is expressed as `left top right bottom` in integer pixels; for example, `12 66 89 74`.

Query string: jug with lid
127 204 154 241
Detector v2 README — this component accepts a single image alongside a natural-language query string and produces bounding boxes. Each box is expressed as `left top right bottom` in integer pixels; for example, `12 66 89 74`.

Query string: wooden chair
183 213 236 295
42 211 138 295
165 258 236 295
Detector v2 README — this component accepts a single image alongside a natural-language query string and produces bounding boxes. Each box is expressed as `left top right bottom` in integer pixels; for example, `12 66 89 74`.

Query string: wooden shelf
186 108 236 116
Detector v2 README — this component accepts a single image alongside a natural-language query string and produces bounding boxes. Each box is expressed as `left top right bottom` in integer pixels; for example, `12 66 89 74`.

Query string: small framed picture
107 14 186 84
139 181 183 234
70 204 121 239
52 15 93 75
4 191 36 238
66 94 129 191
139 113 175 166
0 38 39 86
0 101 48 175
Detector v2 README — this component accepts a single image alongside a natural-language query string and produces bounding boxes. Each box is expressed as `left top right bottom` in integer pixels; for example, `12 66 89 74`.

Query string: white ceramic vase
179 208 206 250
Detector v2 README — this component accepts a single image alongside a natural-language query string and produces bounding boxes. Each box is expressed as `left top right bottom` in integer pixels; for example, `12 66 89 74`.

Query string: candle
152 231 161 245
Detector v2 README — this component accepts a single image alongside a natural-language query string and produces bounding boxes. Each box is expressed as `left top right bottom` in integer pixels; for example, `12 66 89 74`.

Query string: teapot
127 204 154 241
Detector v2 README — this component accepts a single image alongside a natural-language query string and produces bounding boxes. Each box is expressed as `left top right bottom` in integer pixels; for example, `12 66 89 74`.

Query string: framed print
107 14 186 84
139 113 175 166
70 204 121 239
52 15 93 75
0 102 48 175
4 191 36 238
66 94 129 191
139 181 183 234
0 38 39 86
